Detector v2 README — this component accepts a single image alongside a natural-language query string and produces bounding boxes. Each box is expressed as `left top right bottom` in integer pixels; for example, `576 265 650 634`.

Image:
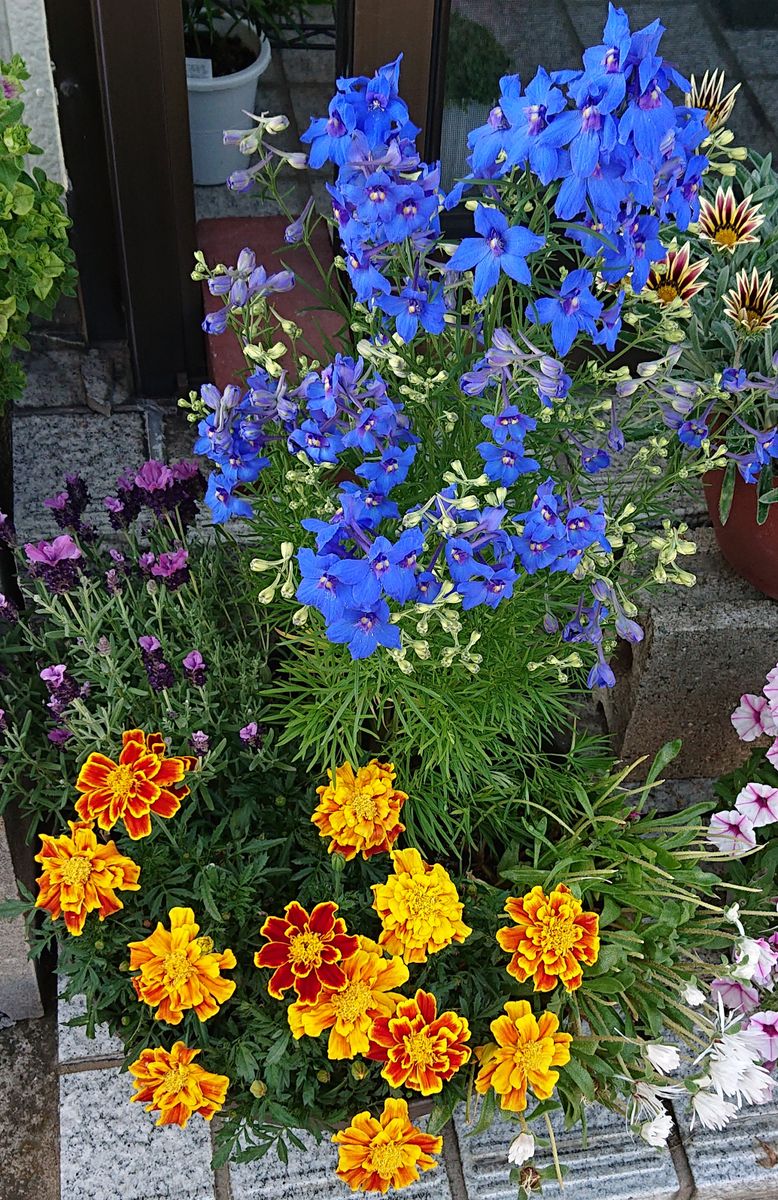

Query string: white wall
0 0 66 185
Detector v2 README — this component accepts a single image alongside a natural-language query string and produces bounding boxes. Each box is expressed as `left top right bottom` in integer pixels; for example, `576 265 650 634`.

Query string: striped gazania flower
723 267 778 334
698 187 765 253
687 69 740 132
646 242 708 306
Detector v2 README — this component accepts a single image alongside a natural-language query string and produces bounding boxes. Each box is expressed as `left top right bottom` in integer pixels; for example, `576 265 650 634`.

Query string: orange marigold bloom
75 729 196 840
129 1041 229 1128
371 848 472 964
496 884 599 992
254 900 358 1003
313 759 407 861
128 906 236 1025
475 999 572 1113
288 937 409 1059
34 819 140 936
333 1097 442 1194
368 988 471 1096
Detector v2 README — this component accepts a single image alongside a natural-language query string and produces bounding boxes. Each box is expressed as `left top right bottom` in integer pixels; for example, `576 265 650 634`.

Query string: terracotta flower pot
704 467 778 600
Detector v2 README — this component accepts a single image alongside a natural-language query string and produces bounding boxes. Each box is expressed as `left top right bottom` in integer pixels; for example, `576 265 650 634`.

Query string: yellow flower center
331 980 373 1023
161 1065 190 1094
515 1039 547 1074
744 306 766 329
61 855 92 886
351 788 378 820
289 931 324 967
714 226 738 247
541 914 578 955
403 880 437 921
656 283 679 303
403 1030 435 1067
370 1141 406 1177
106 764 134 803
164 950 195 987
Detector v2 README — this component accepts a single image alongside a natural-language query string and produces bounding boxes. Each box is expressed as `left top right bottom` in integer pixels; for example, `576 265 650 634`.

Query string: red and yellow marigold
254 900 358 1003
129 1041 229 1128
128 906 236 1024
288 937 409 1059
333 1097 443 1194
371 848 472 964
75 729 195 840
367 987 471 1096
496 884 599 992
312 759 407 861
475 999 572 1113
34 819 140 936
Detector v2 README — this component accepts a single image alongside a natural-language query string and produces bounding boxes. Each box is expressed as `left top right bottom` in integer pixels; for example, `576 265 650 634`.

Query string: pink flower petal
711 977 760 1014
735 782 778 828
747 1011 778 1063
764 665 778 717
731 694 776 741
708 809 757 855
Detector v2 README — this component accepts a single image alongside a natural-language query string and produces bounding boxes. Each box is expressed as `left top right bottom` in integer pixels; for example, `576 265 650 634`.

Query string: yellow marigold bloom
496 884 599 992
34 820 140 936
371 848 472 964
128 906 236 1025
333 1097 442 1194
287 937 409 1060
129 1041 229 1127
475 999 572 1113
313 759 407 861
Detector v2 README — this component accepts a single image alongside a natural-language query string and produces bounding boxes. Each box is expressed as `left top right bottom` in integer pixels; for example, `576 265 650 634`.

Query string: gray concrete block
599 528 778 778
230 1124 453 1200
18 345 87 410
278 48 335 85
0 815 42 1022
676 1098 778 1199
0 1012 60 1200
59 1067 216 1200
453 1100 681 1200
58 990 124 1065
12 410 146 542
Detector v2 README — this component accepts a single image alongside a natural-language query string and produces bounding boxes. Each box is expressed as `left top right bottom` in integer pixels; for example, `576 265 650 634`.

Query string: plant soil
184 31 256 77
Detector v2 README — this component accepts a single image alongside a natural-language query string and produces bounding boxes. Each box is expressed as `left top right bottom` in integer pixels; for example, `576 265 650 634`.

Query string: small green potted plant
184 0 305 185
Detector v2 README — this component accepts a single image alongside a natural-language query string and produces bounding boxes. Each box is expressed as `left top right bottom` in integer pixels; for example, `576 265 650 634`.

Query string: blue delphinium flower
296 549 349 616
326 599 401 659
526 269 603 355
477 439 540 486
376 277 445 342
448 205 545 301
204 473 253 524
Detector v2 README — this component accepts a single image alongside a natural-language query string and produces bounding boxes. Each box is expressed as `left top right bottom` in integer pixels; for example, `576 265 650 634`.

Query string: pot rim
186 19 270 92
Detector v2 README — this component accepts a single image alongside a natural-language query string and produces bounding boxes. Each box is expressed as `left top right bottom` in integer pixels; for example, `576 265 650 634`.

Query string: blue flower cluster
300 56 445 341
460 4 708 351
201 248 295 336
513 479 611 576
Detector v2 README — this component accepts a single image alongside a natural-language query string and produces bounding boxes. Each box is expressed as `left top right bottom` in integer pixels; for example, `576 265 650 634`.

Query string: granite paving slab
12 410 146 542
59 1067 216 1200
0 1011 59 1200
229 1125 453 1200
676 1098 778 1199
453 1101 681 1200
57 991 123 1066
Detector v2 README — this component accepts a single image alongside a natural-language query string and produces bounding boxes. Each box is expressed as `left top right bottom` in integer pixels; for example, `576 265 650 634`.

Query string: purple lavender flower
103 495 129 530
189 730 210 755
138 636 175 692
48 727 73 745
135 461 174 493
24 536 82 594
0 708 7 734
40 664 80 717
0 593 19 623
105 568 123 595
239 721 266 749
182 650 207 687
150 547 190 591
43 474 90 530
138 552 156 577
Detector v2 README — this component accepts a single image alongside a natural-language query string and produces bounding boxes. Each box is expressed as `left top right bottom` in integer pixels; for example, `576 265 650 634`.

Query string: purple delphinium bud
189 730 210 756
0 593 19 623
150 547 190 591
239 721 266 749
48 727 73 745
543 613 559 634
182 650 207 687
284 196 314 245
24 535 82 594
0 511 17 549
138 636 175 692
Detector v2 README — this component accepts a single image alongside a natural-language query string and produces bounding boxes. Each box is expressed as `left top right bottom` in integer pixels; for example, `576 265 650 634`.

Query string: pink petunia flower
746 1011 778 1065
711 977 760 1014
734 782 778 828
731 693 777 741
764 664 778 719
708 809 757 855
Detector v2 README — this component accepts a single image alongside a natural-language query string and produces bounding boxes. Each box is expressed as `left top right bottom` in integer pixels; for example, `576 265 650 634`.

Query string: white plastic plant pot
186 20 272 186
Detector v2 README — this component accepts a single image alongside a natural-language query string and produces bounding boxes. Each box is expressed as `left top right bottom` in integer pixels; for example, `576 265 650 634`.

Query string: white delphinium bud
292 606 309 627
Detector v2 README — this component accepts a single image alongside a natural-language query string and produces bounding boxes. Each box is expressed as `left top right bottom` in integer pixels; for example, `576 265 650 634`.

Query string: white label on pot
186 57 213 80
